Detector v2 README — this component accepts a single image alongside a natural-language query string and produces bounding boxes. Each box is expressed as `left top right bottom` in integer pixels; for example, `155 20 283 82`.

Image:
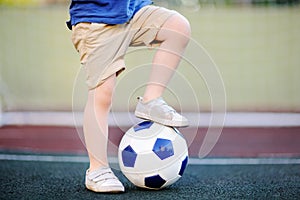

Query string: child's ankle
88 164 109 172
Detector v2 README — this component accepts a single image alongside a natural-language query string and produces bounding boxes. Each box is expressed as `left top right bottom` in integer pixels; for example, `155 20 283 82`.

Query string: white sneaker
135 97 189 127
85 167 125 193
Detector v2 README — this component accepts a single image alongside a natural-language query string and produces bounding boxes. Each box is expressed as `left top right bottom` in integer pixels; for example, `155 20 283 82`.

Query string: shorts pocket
71 23 92 64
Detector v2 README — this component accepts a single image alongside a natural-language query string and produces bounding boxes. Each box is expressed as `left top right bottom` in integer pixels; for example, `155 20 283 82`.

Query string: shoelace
159 100 176 114
138 96 176 114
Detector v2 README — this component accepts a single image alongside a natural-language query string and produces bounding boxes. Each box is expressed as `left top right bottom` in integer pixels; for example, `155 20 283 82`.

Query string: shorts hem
87 60 125 90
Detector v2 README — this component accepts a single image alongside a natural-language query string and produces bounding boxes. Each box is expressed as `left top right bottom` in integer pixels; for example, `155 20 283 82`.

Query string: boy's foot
85 166 125 193
134 97 189 127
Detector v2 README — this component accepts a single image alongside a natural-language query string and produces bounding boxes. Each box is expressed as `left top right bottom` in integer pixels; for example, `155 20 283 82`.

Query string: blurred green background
0 0 299 112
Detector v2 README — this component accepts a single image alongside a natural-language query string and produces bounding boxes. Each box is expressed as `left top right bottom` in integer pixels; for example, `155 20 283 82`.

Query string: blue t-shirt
67 0 153 30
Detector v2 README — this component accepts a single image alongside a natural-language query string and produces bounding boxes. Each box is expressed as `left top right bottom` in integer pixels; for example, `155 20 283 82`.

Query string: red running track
0 126 299 157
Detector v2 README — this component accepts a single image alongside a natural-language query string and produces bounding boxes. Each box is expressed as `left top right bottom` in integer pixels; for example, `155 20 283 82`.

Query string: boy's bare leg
83 74 124 193
143 14 191 103
83 74 116 172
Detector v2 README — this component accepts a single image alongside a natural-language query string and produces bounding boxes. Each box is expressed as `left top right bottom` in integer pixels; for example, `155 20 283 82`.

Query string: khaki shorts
71 5 177 89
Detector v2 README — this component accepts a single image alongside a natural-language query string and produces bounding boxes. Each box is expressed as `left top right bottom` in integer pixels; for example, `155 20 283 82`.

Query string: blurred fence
0 1 299 112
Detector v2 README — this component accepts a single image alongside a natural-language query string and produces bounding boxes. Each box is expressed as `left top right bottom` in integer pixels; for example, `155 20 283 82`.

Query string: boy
67 0 191 193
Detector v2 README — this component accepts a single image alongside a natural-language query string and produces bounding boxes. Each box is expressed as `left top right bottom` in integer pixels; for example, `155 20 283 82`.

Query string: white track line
1 154 300 165
188 158 300 165
0 112 300 127
0 154 89 163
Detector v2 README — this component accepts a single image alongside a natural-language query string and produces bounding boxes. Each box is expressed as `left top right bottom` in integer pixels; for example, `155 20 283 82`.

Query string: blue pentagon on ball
144 175 166 189
179 156 188 176
122 145 137 167
152 138 174 160
133 121 154 132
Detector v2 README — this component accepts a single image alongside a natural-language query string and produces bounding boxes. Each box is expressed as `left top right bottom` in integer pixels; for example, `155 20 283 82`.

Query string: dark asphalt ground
1 158 299 200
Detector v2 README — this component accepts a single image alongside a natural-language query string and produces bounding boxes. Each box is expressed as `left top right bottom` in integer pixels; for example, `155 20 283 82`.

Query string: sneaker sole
135 111 189 127
86 184 125 193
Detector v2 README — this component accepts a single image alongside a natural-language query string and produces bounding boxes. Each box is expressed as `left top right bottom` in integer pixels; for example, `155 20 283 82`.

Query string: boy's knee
92 85 114 108
172 13 191 40
160 13 191 46
91 75 116 108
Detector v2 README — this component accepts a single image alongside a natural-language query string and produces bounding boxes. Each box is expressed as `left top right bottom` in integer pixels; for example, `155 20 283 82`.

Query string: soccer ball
118 121 189 190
